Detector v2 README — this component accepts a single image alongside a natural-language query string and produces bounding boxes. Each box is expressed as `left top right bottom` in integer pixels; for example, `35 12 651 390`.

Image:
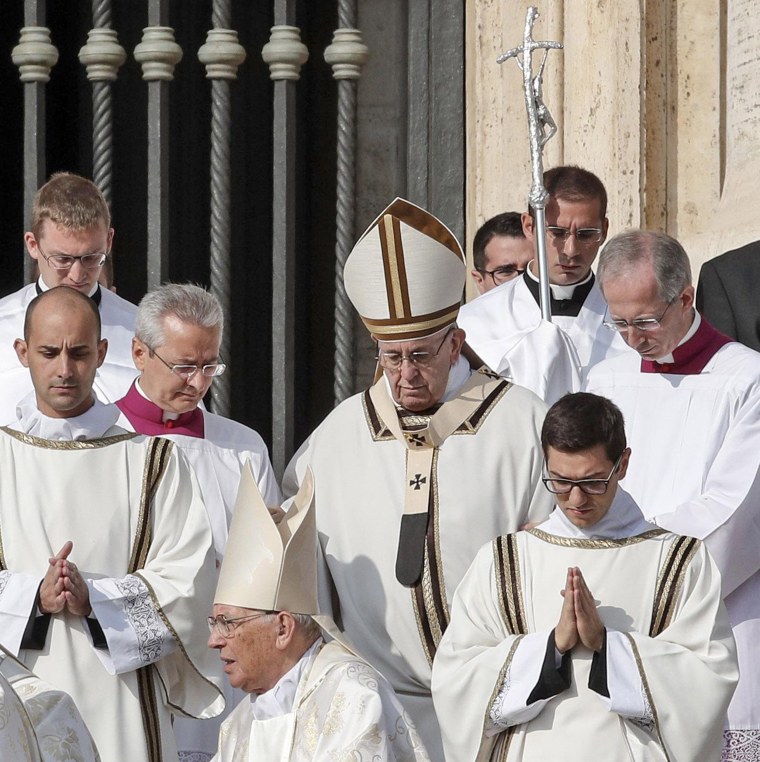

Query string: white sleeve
592 630 654 728
0 571 42 654
87 573 177 674
488 630 568 732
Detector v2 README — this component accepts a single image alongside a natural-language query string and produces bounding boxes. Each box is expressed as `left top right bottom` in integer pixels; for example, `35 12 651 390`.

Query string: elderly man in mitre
208 464 429 761
0 286 223 761
432 392 737 761
283 198 554 758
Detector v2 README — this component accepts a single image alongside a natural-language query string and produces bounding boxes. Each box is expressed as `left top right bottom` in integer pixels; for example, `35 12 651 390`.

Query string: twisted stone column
263 16 308 477
134 7 183 291
325 2 369 405
12 12 58 284
198 0 246 417
78 1 126 207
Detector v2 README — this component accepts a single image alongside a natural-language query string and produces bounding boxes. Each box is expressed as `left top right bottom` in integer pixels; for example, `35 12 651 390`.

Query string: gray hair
291 613 322 643
135 283 223 348
597 230 692 304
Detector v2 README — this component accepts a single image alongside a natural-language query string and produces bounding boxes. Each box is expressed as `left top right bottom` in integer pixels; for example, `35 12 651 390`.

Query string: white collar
526 262 593 300
9 393 123 441
37 277 99 299
249 638 322 721
654 310 700 363
135 378 180 421
538 487 656 540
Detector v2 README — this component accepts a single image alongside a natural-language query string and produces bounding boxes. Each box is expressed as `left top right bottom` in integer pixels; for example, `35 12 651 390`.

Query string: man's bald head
24 287 102 343
15 287 107 419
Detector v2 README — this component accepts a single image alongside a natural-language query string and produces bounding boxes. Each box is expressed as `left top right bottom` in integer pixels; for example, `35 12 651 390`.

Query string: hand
60 555 92 617
573 568 604 652
268 505 286 525
39 541 72 615
554 567 578 654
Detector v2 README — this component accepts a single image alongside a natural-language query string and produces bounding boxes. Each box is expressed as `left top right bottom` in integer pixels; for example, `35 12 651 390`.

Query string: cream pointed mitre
215 462 317 615
344 197 466 340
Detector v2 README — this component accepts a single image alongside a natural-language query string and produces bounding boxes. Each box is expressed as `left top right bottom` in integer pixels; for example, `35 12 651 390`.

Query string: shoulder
460 279 521 322
99 289 138 327
584 347 640 383
703 241 760 278
201 410 269 452
0 284 34 320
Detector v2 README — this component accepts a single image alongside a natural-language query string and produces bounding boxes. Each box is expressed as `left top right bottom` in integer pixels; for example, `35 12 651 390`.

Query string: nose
207 627 224 649
562 231 579 258
567 484 587 508
186 368 210 392
399 358 420 381
57 351 73 379
68 258 88 281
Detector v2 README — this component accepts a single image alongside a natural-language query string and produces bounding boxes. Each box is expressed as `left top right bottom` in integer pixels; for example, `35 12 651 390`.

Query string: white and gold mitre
215 463 317 615
344 197 466 341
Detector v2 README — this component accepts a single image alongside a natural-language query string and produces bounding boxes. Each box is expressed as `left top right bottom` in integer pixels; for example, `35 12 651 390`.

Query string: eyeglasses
36 241 108 271
375 327 453 371
542 451 625 495
150 347 227 381
477 265 526 286
207 612 272 637
603 300 673 333
546 226 603 247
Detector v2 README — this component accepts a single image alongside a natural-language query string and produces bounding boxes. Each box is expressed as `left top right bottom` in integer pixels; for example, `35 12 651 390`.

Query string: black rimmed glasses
476 265 526 286
546 226 604 247
207 612 273 637
36 241 108 271
150 347 227 381
542 451 625 495
375 327 453 371
603 300 673 333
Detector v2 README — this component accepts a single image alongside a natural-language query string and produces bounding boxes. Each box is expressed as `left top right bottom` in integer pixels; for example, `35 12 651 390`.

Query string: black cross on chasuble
366 370 506 587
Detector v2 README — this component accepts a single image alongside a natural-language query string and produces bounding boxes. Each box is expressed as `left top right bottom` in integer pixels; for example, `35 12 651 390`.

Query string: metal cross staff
498 6 563 322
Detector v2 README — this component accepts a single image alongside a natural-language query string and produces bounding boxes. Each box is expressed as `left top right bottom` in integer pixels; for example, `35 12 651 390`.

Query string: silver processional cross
498 6 563 322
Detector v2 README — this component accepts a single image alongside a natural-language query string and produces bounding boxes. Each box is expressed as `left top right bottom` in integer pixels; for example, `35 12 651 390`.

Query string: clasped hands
39 541 92 617
554 566 604 654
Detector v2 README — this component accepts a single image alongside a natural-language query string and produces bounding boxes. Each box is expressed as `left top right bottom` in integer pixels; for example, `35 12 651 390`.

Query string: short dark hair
529 165 608 221
541 392 626 463
472 212 526 271
24 286 102 342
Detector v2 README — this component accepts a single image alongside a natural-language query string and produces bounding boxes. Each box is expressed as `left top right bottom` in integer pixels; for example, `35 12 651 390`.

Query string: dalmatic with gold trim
0 428 224 762
432 508 738 761
283 366 553 760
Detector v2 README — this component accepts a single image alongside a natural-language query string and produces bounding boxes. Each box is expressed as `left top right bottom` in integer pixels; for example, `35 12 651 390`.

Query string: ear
273 612 297 651
600 217 609 244
106 228 115 250
449 327 466 365
617 447 631 481
681 284 695 312
132 337 148 371
24 232 40 261
14 339 29 368
471 269 486 294
521 212 535 241
96 338 108 368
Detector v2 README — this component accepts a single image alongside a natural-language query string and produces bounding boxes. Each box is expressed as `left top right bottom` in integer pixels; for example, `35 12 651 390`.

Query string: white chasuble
0 428 224 762
214 640 429 762
283 368 554 759
585 341 760 754
432 525 737 761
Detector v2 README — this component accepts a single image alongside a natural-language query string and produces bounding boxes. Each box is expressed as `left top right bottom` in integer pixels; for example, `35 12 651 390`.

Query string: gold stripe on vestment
0 426 137 449
483 635 523 762
650 535 699 637
136 666 163 762
528 527 666 549
493 535 527 636
381 214 407 319
625 632 671 762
